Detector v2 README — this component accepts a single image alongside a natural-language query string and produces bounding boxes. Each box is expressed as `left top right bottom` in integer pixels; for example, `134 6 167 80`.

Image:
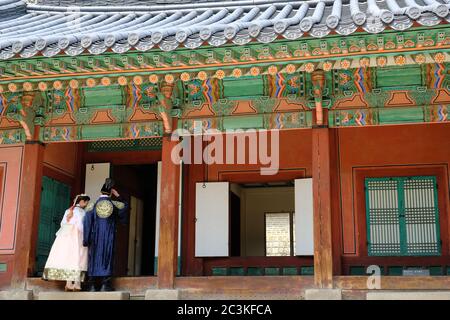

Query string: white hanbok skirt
42 224 88 282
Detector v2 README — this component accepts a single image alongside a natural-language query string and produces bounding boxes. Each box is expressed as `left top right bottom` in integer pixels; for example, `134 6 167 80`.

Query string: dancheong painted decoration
0 0 449 143
1 0 450 300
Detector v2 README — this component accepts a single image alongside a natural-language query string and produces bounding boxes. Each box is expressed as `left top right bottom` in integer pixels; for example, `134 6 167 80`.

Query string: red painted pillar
11 141 45 288
157 135 180 289
312 127 334 289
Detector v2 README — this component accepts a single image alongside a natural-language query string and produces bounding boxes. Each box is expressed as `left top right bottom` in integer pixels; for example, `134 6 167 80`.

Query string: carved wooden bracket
156 82 176 134
4 91 44 141
312 70 325 126
18 92 38 140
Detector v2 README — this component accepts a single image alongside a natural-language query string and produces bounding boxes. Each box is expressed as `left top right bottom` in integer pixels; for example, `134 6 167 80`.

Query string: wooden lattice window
365 176 441 257
87 138 163 152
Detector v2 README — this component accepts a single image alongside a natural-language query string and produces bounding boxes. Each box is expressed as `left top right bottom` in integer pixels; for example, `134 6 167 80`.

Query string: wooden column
312 127 334 289
157 135 180 289
11 141 45 288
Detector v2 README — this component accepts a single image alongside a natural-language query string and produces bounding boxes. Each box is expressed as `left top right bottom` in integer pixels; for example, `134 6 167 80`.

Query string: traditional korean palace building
0 0 450 299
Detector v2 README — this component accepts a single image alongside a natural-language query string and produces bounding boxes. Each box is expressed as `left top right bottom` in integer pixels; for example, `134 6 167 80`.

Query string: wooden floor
25 276 450 299
26 277 158 296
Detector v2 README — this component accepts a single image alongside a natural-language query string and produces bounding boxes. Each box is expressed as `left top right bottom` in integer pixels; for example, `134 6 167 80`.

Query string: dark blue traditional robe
83 195 128 277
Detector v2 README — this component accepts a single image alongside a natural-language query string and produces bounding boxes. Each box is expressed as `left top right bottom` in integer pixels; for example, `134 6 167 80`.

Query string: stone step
184 289 304 300
0 290 33 300
144 288 305 300
38 291 130 300
7 289 450 300
145 289 180 300
305 289 342 300
367 291 450 300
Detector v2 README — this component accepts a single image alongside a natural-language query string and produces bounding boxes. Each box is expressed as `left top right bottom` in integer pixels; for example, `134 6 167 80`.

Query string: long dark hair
67 195 90 222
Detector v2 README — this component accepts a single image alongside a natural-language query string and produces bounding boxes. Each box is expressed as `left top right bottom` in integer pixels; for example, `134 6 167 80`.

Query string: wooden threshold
26 276 450 294
27 277 158 295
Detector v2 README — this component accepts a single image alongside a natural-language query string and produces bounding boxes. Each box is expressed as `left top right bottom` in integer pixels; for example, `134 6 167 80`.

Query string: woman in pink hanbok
42 194 91 291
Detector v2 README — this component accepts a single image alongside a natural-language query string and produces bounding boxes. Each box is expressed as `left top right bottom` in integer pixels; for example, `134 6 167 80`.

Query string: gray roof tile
0 0 449 60
32 0 244 5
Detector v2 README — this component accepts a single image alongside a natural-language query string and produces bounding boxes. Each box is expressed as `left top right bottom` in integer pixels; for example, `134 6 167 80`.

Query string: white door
294 178 314 255
195 182 229 257
84 163 110 201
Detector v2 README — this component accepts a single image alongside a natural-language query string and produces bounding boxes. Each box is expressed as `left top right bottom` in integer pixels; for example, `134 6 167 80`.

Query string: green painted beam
376 66 423 89
81 125 122 140
223 115 265 130
83 86 124 107
378 107 425 124
223 77 264 100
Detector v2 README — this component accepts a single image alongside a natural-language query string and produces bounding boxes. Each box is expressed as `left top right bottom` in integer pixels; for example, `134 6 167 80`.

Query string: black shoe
88 284 97 292
100 284 114 292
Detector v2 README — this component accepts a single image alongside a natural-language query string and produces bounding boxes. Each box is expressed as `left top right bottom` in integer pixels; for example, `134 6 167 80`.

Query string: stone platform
367 291 450 300
38 291 130 300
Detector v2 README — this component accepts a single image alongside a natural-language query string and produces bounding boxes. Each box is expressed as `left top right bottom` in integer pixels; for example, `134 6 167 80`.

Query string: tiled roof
33 0 249 5
1 0 449 60
0 0 26 17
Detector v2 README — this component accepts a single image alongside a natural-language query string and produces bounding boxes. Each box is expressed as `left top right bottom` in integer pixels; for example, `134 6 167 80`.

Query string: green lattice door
35 176 71 276
365 176 441 257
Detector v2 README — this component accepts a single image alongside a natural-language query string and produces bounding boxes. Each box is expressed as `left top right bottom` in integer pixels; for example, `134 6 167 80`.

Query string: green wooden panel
398 179 407 255
376 66 422 89
247 267 263 276
212 267 227 276
282 267 298 275
0 263 6 272
404 176 441 256
229 267 245 276
81 125 122 140
350 266 385 275
388 266 403 276
379 266 385 275
300 266 314 275
349 266 366 275
36 177 71 275
55 181 71 224
83 86 124 107
223 77 264 100
378 108 424 124
264 267 280 276
429 266 443 276
36 176 56 274
223 116 264 130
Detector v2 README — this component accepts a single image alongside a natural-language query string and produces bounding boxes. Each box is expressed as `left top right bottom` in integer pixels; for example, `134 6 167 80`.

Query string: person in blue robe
83 178 128 292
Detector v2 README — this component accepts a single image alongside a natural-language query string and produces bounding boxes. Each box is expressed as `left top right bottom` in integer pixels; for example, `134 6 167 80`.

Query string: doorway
232 182 296 257
196 179 314 276
111 164 158 276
